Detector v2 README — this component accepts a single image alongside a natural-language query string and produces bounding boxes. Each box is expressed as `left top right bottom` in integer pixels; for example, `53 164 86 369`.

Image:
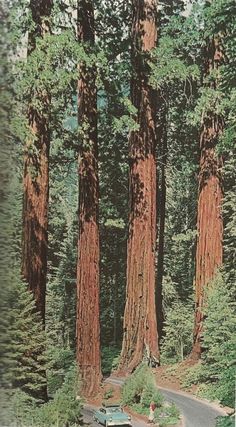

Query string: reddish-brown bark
192 37 224 359
156 107 167 341
22 116 50 322
22 0 52 323
76 0 102 397
119 0 159 373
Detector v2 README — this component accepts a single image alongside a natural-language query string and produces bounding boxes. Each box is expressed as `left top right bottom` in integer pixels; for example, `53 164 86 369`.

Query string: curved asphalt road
105 377 227 427
158 386 226 427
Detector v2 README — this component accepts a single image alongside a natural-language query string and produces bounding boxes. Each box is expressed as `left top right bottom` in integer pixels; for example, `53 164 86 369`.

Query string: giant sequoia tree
22 0 53 322
119 0 159 372
192 35 224 359
76 0 102 396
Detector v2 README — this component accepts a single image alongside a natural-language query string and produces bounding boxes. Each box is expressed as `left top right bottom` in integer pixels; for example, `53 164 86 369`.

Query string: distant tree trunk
113 274 118 345
156 105 167 342
22 0 53 323
119 0 159 373
76 0 102 397
112 238 120 345
192 37 224 359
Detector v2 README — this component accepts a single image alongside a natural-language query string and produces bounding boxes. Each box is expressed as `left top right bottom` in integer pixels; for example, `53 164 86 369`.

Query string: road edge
157 385 228 417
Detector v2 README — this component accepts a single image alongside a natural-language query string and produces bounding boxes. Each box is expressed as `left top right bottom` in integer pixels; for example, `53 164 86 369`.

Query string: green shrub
3 364 82 427
182 275 236 408
47 348 75 395
154 403 180 426
36 364 82 427
141 384 163 408
182 363 204 388
101 346 121 375
160 301 193 363
103 387 114 399
122 364 163 408
216 415 235 427
0 389 37 427
3 282 48 403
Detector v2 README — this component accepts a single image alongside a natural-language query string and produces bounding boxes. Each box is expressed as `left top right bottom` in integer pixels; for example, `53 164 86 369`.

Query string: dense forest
0 0 235 426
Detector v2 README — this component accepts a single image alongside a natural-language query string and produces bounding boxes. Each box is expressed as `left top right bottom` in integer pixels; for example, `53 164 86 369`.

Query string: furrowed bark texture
22 0 52 323
156 106 167 341
119 0 159 372
192 37 224 359
76 0 102 397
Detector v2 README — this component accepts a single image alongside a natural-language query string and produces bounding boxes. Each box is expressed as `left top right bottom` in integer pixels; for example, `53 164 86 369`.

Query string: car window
107 408 123 414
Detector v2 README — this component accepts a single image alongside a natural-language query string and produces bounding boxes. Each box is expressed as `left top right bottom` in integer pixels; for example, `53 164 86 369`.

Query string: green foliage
183 274 236 408
161 299 194 363
182 363 204 389
216 415 235 427
0 389 38 427
103 387 114 400
47 347 75 395
121 366 179 425
222 155 236 292
150 35 200 90
2 0 236 418
154 403 180 427
32 365 82 427
46 160 78 354
121 364 163 408
1 365 82 427
3 282 48 403
101 346 121 375
199 274 236 407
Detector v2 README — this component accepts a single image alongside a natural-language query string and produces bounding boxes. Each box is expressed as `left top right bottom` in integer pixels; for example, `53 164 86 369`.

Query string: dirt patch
154 359 199 394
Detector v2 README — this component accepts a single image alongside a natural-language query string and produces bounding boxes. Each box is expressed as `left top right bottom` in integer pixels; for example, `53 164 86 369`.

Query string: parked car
93 403 132 426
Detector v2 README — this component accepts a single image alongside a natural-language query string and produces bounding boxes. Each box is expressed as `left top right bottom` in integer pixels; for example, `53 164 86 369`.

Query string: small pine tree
200 273 236 407
4 282 48 403
161 298 194 363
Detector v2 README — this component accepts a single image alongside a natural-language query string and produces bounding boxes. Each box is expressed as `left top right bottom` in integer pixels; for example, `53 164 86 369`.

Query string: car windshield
106 408 123 414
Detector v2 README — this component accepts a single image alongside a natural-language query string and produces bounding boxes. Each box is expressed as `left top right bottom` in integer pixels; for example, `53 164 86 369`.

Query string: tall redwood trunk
192 37 224 359
156 106 167 341
119 0 159 373
22 0 52 323
76 0 102 397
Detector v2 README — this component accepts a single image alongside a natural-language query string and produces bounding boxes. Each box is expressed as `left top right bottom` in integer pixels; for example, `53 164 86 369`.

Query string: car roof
102 403 121 408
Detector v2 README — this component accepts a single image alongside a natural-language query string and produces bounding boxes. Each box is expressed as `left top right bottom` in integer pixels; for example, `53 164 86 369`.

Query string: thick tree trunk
156 105 167 341
192 37 224 359
76 0 102 397
22 0 52 323
119 0 159 373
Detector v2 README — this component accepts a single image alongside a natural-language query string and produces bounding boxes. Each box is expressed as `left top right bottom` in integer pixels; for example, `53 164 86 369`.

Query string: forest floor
154 359 198 393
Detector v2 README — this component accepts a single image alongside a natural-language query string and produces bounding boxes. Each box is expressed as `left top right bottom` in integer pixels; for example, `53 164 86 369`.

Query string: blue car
93 404 132 426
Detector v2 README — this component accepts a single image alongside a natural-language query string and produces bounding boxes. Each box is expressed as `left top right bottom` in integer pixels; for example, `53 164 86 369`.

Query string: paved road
158 386 226 427
106 377 227 427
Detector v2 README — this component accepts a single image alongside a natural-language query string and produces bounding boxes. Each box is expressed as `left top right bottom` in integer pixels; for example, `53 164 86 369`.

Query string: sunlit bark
119 0 160 372
22 0 53 323
192 37 224 359
76 0 102 396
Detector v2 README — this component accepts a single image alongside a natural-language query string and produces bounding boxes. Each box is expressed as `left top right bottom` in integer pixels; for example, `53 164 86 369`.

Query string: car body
93 404 132 426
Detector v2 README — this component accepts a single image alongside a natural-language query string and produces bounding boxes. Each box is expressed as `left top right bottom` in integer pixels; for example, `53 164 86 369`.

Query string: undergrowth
121 364 180 426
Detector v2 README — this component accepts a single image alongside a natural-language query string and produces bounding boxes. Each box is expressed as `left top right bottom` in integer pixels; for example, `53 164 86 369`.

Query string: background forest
0 0 235 426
